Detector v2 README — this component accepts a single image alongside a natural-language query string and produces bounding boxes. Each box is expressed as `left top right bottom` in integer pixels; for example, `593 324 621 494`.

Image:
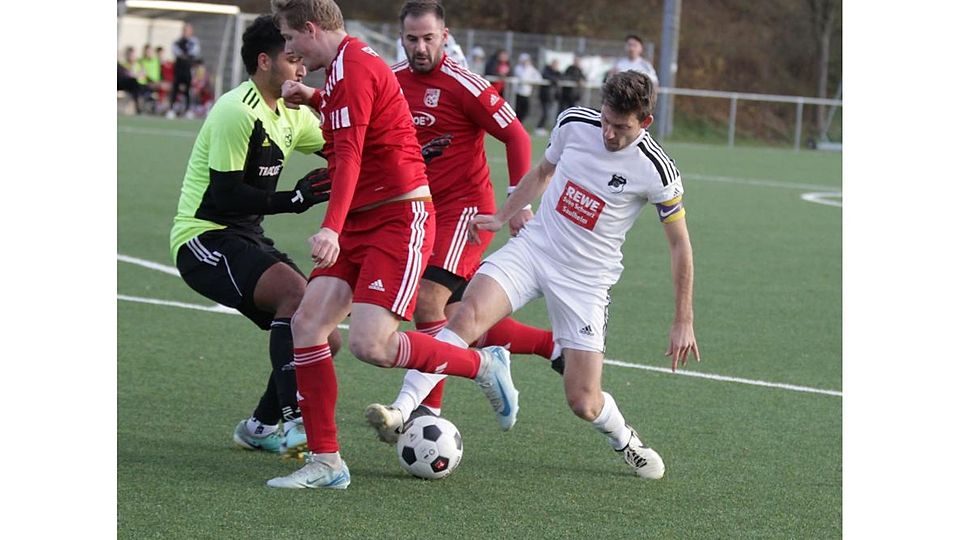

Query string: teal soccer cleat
474 346 519 431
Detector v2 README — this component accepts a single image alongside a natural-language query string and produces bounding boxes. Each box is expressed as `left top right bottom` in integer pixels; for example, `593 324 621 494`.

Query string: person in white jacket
513 52 542 125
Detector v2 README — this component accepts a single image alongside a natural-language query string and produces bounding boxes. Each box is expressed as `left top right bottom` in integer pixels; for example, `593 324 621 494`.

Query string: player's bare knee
566 393 602 421
326 328 343 357
347 334 392 367
448 297 481 338
291 305 320 337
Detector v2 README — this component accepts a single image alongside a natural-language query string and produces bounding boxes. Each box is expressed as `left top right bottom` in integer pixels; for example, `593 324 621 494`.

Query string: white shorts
476 236 610 353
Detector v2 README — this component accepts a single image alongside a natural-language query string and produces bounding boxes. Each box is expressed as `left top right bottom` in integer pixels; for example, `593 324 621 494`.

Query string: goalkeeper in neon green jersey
170 15 340 457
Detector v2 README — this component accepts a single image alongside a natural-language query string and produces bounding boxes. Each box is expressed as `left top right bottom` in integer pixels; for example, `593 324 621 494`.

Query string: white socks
590 392 633 450
392 370 446 420
246 417 278 437
390 327 468 420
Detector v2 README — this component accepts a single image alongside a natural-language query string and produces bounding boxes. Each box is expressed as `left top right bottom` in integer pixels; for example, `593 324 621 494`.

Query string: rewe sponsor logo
411 110 437 127
556 180 605 230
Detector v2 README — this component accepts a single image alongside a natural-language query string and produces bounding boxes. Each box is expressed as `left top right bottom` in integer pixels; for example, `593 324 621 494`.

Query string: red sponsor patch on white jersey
556 180 605 230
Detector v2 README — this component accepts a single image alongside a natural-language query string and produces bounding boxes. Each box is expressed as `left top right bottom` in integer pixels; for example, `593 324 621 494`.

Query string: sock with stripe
590 391 633 450
474 317 555 359
393 330 480 378
392 320 448 419
416 320 448 412
293 344 339 454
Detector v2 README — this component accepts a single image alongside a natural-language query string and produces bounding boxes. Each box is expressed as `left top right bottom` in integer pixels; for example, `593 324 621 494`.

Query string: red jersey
318 36 427 234
391 55 531 207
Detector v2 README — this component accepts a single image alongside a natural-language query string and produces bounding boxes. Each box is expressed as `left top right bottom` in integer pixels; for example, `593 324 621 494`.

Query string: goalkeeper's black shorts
176 230 304 330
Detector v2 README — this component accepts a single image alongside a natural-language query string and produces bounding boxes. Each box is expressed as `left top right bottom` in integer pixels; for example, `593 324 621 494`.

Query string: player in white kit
374 70 699 478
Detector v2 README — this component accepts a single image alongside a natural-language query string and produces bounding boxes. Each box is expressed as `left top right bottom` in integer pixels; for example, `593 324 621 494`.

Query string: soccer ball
396 415 463 480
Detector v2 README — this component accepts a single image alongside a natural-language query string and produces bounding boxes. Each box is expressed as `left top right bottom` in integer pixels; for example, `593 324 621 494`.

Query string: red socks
475 317 554 359
394 331 480 379
293 344 339 454
416 320 447 410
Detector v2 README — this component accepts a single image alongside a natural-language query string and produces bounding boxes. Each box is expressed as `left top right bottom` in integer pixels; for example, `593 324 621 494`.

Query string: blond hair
271 0 344 31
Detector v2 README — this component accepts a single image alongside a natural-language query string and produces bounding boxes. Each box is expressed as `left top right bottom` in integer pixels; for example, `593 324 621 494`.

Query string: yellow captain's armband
655 196 685 223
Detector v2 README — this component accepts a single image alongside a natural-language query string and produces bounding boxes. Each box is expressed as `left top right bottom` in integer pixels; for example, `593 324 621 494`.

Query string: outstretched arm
468 157 555 243
662 216 700 371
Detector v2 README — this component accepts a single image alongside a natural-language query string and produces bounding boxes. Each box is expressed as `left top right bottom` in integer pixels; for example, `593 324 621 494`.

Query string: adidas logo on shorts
368 279 386 292
579 325 594 336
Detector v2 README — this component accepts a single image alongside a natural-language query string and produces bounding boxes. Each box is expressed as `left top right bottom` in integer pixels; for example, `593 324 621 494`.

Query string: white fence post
728 96 738 147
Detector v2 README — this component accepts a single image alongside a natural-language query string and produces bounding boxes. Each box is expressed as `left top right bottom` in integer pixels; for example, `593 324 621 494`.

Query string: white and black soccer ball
396 415 463 480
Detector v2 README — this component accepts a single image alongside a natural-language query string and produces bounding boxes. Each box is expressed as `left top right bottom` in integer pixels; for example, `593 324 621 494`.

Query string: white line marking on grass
117 254 351 329
119 294 239 314
118 294 352 331
801 191 843 207
119 252 839 397
118 254 180 276
683 173 838 192
604 358 841 397
118 126 197 138
490 155 840 193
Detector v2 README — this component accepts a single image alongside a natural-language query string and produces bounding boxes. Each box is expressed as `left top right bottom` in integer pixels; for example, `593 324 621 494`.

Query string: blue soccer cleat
474 346 519 431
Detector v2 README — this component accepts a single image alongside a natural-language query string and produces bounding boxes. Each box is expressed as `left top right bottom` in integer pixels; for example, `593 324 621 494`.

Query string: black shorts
176 230 304 329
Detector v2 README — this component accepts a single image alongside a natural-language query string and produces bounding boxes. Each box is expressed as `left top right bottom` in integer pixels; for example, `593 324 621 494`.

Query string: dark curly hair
601 70 657 120
240 14 286 75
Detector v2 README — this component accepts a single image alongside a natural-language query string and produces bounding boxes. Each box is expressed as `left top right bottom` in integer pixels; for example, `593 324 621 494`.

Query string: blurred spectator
559 55 586 112
513 52 541 125
168 23 201 118
191 58 215 117
139 44 161 86
118 46 146 114
536 58 562 135
612 34 658 85
484 49 511 96
138 44 162 113
468 46 486 74
156 46 174 110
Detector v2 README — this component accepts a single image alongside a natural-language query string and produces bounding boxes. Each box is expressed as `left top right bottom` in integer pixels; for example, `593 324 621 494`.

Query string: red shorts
310 199 435 320
429 196 496 280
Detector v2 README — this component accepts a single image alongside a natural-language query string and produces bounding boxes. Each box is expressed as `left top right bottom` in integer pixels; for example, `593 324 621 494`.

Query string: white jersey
519 107 683 287
614 57 659 85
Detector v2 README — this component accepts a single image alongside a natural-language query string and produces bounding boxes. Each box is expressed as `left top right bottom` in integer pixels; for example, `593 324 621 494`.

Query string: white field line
604 359 841 397
119 125 841 197
801 191 843 207
118 253 841 398
117 125 197 138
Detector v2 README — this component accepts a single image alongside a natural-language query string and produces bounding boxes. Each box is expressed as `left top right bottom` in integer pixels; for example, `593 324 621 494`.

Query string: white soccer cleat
618 426 665 479
266 453 351 489
364 403 404 444
474 346 519 431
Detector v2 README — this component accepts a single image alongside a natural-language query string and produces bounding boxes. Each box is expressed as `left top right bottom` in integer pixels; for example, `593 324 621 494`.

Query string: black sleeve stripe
558 115 601 129
242 88 260 110
557 106 600 123
637 133 679 186
648 139 680 184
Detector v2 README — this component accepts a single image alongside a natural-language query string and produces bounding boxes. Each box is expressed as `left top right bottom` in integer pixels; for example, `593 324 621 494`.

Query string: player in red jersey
364 1 563 444
267 0 521 490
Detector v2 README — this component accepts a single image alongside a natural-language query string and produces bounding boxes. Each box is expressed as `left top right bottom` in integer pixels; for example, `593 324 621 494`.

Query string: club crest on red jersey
424 88 441 108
